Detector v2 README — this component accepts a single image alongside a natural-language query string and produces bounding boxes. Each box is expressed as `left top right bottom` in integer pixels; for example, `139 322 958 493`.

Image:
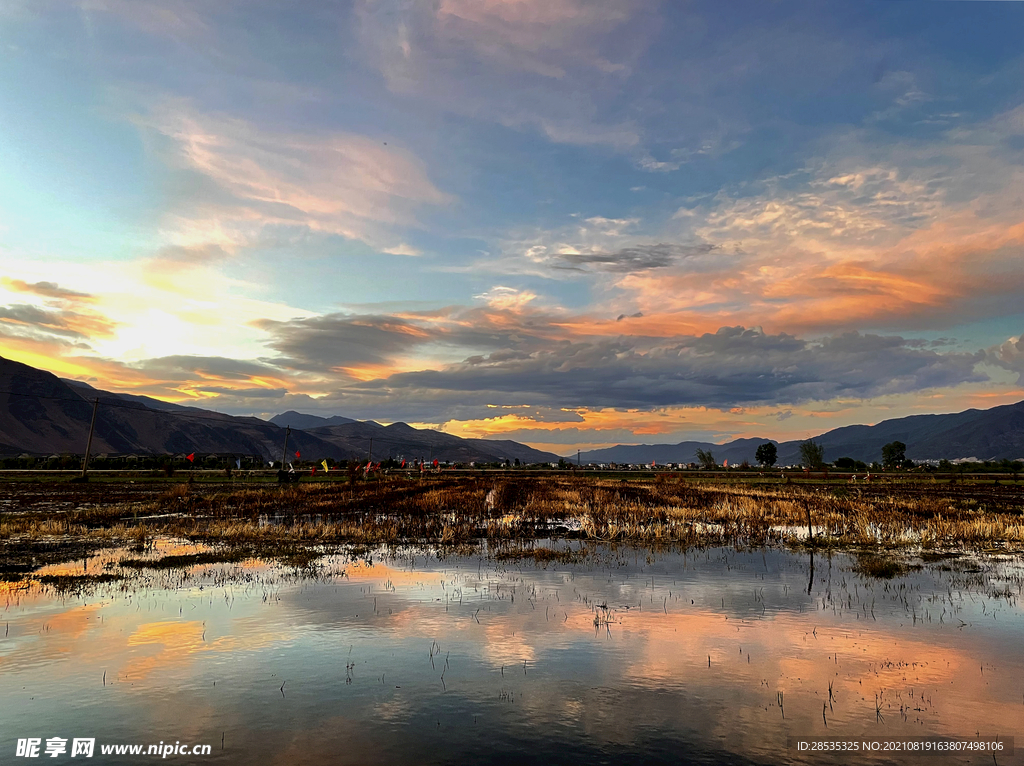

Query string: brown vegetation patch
1 477 1021 577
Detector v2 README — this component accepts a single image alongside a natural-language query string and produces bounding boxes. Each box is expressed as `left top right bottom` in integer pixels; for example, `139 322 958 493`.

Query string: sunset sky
2 0 1023 453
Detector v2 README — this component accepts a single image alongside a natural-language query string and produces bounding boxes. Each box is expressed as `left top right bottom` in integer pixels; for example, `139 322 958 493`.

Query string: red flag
295 450 301 459
401 459 406 468
186 453 195 463
433 459 439 468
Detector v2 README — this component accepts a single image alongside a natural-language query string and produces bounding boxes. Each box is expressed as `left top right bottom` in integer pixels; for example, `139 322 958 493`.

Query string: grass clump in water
852 554 921 580
114 549 254 569
36 573 126 594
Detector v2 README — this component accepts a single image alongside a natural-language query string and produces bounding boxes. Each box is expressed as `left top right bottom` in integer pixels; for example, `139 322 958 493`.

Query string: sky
1 0 1023 454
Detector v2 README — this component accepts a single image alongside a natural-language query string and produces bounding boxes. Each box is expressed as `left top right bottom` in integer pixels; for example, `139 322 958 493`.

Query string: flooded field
2 542 1021 765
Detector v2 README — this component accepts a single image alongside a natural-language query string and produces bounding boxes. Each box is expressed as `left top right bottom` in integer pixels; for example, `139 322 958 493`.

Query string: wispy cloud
137 101 453 254
355 0 650 152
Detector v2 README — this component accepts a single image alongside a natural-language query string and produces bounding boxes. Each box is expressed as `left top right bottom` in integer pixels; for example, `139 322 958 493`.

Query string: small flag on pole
321 459 329 474
295 450 301 459
236 458 241 469
186 453 195 463
723 459 728 468
401 458 406 468
433 459 439 468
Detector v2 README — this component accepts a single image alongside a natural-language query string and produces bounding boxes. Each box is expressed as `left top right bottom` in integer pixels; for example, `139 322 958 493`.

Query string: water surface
2 544 1022 764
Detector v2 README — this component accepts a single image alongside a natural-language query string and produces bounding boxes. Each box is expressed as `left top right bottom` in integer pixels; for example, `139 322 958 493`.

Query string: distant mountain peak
268 411 356 429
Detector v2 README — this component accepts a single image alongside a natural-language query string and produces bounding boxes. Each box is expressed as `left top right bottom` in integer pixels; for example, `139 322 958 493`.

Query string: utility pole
80 398 99 480
577 449 581 467
280 426 291 470
367 438 373 464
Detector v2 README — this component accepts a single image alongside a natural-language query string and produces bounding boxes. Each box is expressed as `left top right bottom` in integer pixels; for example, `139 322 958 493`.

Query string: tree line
695 439 1022 472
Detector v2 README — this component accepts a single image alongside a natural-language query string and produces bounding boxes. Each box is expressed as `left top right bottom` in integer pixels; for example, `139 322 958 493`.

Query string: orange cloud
615 210 1024 336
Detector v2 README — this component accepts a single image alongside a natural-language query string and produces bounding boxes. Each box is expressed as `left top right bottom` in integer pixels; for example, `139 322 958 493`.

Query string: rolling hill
0 356 559 464
576 400 1024 465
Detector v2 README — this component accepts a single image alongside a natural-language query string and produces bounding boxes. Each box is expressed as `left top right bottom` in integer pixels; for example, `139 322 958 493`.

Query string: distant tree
695 448 717 470
755 442 777 467
881 441 907 470
799 439 825 468
514 457 521 467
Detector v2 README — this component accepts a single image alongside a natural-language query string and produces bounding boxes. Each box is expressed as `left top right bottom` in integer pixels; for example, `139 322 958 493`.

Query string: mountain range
576 400 1024 465
0 356 558 464
4 354 1024 466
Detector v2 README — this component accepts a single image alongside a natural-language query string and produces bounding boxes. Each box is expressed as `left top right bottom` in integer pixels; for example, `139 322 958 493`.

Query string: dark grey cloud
0 303 111 343
0 304 76 334
349 327 987 415
558 243 718 273
136 355 287 381
254 310 541 374
254 313 440 372
2 279 94 301
0 280 113 346
145 322 990 427
195 386 287 398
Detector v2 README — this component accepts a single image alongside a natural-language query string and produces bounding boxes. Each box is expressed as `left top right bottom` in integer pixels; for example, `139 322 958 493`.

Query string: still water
2 543 1022 765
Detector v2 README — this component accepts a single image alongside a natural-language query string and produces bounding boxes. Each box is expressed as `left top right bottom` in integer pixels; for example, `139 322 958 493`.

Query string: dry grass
2 477 1022 562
